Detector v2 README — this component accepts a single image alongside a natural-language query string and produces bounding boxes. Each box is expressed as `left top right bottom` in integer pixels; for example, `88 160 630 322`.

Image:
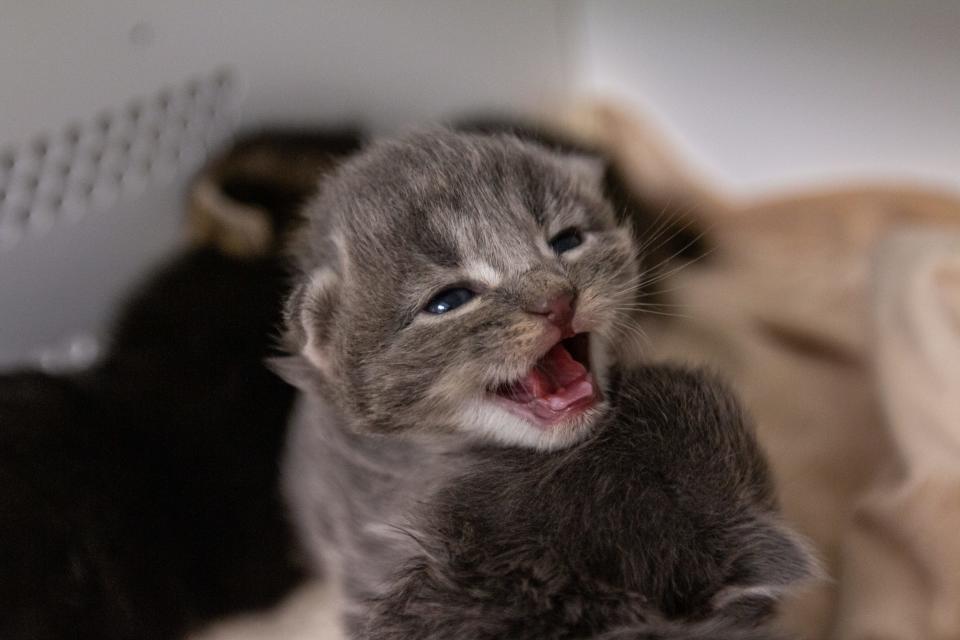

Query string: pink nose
527 293 574 328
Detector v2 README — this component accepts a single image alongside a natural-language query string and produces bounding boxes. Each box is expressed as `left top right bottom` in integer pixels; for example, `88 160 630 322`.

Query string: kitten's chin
460 398 607 450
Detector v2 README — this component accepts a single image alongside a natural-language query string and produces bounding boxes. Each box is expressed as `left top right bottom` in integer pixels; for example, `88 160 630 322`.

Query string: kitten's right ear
283 266 341 378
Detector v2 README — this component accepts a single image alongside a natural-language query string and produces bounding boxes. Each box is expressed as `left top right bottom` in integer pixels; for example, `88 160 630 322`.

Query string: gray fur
358 367 815 639
282 129 639 449
279 130 813 638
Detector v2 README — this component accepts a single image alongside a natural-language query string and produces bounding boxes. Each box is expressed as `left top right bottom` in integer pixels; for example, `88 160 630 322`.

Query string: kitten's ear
283 266 341 378
712 519 821 620
566 153 606 188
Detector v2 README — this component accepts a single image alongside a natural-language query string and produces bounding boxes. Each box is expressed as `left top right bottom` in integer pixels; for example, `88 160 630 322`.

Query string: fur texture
355 368 814 639
360 368 814 639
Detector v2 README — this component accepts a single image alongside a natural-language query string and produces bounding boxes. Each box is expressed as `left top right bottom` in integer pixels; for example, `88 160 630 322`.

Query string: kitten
0 128 363 640
360 366 815 639
280 130 768 635
187 128 365 257
0 249 300 640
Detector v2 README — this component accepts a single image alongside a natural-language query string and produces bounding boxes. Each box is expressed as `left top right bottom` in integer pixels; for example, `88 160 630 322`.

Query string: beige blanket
567 104 960 639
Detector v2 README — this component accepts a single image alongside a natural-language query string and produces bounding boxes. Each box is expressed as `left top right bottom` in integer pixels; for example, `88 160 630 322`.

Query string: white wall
574 0 960 195
0 1 570 145
0 1 571 366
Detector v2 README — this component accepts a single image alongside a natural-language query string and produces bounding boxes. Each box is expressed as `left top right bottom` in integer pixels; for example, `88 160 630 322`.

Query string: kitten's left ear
711 519 821 620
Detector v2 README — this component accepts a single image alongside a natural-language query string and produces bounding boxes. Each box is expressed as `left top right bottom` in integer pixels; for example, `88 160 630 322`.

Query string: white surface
0 184 184 365
0 1 569 144
574 0 960 195
0 1 571 365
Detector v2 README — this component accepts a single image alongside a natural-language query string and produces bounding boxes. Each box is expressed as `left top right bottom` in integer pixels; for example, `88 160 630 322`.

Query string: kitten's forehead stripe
517 157 548 226
415 211 460 268
464 261 501 288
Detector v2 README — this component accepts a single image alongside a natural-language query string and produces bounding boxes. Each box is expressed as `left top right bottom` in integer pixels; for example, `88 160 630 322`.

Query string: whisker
642 215 701 259
635 243 716 290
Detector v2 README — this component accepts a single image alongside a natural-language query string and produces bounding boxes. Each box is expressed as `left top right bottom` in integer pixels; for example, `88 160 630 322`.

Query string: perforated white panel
0 70 237 251
0 2 570 368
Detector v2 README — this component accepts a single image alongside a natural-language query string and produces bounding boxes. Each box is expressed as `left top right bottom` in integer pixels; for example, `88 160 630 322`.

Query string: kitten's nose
526 293 575 329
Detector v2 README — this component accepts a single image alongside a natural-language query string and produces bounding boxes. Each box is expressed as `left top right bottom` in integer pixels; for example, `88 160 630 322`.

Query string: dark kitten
0 128 363 639
360 367 815 639
0 249 298 640
187 127 365 257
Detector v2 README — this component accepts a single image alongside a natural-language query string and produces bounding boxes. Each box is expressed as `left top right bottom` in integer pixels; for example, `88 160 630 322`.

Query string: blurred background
1 0 959 364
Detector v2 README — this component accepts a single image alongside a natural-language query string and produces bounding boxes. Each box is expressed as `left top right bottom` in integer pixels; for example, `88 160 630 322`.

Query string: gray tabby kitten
279 130 812 637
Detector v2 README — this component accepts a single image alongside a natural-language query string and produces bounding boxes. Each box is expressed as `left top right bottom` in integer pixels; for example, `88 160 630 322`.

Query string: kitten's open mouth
490 333 599 428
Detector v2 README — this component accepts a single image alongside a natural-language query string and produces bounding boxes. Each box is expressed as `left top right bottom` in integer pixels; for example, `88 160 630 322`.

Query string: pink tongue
500 343 593 412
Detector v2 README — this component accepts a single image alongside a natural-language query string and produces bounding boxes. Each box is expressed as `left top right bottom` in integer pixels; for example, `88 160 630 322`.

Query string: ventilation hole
187 79 201 99
215 68 233 88
12 204 30 224
65 124 82 146
96 112 112 134
158 90 173 111
32 138 48 158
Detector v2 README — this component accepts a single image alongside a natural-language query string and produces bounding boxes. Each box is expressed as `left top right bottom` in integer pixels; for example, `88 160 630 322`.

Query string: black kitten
0 249 299 640
360 367 815 639
0 128 363 640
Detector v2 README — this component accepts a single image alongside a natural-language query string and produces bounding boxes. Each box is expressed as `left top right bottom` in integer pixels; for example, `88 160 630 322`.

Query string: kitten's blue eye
424 287 476 315
549 228 583 254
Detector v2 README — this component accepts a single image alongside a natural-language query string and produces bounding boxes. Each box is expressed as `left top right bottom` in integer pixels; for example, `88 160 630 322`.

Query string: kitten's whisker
632 284 692 299
642 214 701 259
606 315 652 351
632 199 699 256
632 196 682 254
635 243 716 291
630 308 691 320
